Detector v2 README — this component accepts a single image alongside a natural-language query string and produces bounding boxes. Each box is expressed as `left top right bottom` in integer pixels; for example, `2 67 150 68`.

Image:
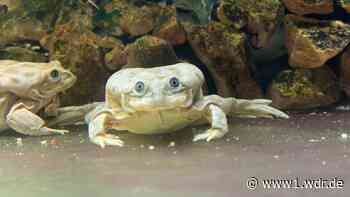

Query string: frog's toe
193 129 224 142
91 134 124 148
193 132 209 142
49 128 69 135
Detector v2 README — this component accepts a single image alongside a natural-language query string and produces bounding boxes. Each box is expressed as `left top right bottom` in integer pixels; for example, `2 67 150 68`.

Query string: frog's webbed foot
88 112 124 148
41 127 69 135
91 134 124 149
6 103 69 136
193 128 225 142
231 99 289 119
193 104 228 142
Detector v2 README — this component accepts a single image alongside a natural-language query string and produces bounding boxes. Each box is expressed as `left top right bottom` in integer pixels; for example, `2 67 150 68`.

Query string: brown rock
119 7 155 37
40 19 116 105
104 41 127 71
285 15 350 68
0 16 46 46
104 0 157 37
217 0 283 48
235 66 264 99
340 46 350 97
340 0 350 13
0 46 48 62
185 22 262 98
125 36 179 67
267 66 341 110
282 0 333 15
153 16 187 46
0 0 21 12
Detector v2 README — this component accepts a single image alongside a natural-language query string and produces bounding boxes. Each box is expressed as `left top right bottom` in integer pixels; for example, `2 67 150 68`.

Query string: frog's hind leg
46 102 103 127
6 102 69 136
192 95 289 142
196 95 289 119
88 113 124 148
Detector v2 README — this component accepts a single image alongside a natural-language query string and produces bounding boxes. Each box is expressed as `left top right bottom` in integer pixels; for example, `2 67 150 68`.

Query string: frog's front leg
193 104 228 142
6 103 69 136
88 113 124 148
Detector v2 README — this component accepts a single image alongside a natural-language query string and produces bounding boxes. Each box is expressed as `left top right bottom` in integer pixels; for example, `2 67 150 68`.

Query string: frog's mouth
123 89 194 112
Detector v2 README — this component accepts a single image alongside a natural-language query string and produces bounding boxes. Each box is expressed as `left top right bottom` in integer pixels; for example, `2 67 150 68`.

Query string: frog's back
0 60 44 95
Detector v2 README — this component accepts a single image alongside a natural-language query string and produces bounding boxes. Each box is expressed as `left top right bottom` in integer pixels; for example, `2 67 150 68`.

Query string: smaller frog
0 60 76 136
87 63 289 148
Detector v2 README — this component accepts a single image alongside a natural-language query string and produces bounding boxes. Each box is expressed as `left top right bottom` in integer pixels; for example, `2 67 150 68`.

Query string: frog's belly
117 110 201 134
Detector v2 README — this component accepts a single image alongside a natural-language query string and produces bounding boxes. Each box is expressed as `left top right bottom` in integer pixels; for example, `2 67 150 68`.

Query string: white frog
0 60 76 136
87 63 289 148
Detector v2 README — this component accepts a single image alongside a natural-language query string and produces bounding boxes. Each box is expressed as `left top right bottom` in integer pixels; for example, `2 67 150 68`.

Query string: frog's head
36 60 77 98
106 63 204 112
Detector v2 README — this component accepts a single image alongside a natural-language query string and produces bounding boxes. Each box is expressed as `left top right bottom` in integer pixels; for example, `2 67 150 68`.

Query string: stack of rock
266 0 350 109
0 0 349 110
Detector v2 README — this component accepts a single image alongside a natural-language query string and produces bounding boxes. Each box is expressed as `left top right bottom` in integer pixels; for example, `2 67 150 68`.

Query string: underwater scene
0 0 350 196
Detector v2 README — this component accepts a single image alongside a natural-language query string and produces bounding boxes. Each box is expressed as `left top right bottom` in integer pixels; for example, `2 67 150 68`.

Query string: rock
102 0 156 37
40 13 116 105
104 41 127 70
340 46 350 97
99 1 187 41
0 0 93 47
153 10 187 46
0 46 48 62
152 6 186 45
151 5 186 45
0 0 21 12
125 36 179 67
217 0 284 48
235 66 264 99
282 0 334 15
185 22 262 98
0 4 7 15
54 1 95 29
268 67 341 110
174 0 217 25
285 15 350 68
0 14 46 46
339 0 350 13
119 7 155 37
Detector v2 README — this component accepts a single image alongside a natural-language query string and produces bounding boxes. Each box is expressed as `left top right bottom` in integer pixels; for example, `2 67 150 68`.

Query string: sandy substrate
0 110 350 197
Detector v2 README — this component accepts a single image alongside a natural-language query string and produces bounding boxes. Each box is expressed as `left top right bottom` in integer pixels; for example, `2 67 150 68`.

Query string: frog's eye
134 81 145 93
130 81 147 97
169 77 180 88
50 69 61 82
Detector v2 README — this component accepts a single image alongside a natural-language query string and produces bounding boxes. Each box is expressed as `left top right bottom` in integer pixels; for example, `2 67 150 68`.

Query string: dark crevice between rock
119 34 143 45
245 22 289 93
252 54 290 93
173 43 217 94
